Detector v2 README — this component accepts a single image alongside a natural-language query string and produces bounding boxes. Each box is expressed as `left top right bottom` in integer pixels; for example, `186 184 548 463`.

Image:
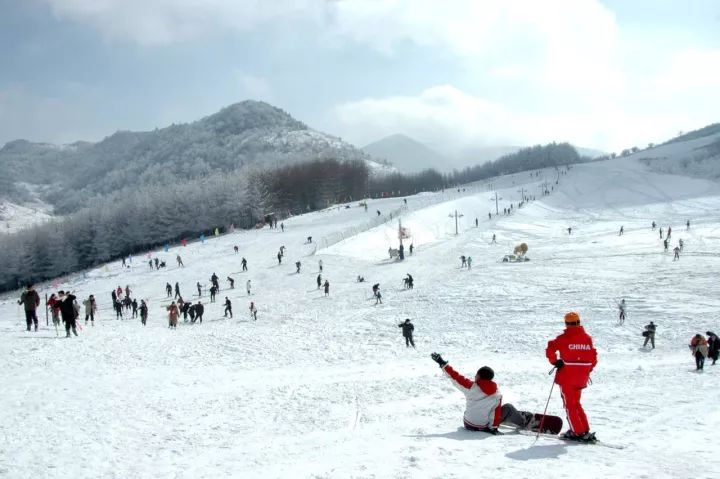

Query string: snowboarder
131 299 138 318
706 332 719 365
295 261 301 274
176 254 184 267
194 301 204 323
56 291 78 337
317 274 322 289
323 280 330 296
83 295 97 325
227 277 235 289
546 312 598 442
241 257 248 271
246 279 251 295
18 284 40 332
460 255 467 268
429 354 539 434
689 334 709 370
643 321 656 349
618 299 626 324
197 282 202 297
140 300 148 325
167 302 179 328
619 226 624 236
673 246 680 260
398 318 415 348
467 256 472 269
174 282 181 299
249 301 257 320
224 297 233 318
319 259 323 272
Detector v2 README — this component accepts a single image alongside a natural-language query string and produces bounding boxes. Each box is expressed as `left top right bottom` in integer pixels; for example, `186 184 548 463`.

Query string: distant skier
181 301 190 321
241 257 248 272
319 259 323 272
488 212 492 220
663 239 669 252
125 285 131 298
404 274 414 289
154 257 160 269
491 234 496 244
227 277 235 289
83 295 97 325
689 334 709 370
211 273 219 290
174 282 181 299
460 255 467 268
176 254 184 267
47 293 61 327
618 299 626 324
306 236 313 244
323 280 330 296
619 226 624 236
686 220 691 230
249 301 257 321
317 274 322 289
140 300 148 325
234 245 239 254
357 275 365 283
114 299 123 320
377 210 381 216
706 331 719 366
295 261 301 274
567 227 572 235
194 301 204 323
409 243 414 255
18 284 40 332
667 226 672 239
167 302 179 329
651 221 656 230
246 279 251 295
467 256 472 270
197 282 202 297
277 252 282 264
429 353 539 434
475 218 479 227
56 291 79 337
546 312 598 442
398 318 415 348
643 321 656 349
673 246 680 260
224 297 233 318
148 259 153 269
678 239 684 251
209 285 217 303
659 227 663 238
281 222 284 232
122 257 126 267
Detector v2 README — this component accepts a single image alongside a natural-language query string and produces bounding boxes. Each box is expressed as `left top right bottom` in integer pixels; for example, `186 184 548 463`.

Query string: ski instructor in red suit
546 311 598 442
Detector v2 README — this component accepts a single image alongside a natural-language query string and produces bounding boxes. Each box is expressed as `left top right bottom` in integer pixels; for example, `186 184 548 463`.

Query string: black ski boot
562 431 597 443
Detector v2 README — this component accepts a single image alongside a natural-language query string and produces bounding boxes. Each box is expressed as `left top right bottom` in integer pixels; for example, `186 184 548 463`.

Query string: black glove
554 359 565 369
431 353 448 368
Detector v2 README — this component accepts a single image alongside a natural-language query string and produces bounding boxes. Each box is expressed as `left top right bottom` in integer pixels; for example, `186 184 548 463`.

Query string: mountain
0 101 378 214
363 134 447 173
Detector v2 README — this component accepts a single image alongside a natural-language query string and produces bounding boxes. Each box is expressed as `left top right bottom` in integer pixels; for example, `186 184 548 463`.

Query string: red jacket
442 365 502 429
546 326 597 388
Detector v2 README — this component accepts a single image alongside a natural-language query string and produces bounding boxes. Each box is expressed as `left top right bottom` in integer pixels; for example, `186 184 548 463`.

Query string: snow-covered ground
0 200 53 234
2 155 720 479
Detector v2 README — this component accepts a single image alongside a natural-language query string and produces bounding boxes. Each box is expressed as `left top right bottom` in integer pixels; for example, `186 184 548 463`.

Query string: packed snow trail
2 157 720 478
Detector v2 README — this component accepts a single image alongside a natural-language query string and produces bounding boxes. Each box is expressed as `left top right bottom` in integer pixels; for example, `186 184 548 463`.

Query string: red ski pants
560 385 590 434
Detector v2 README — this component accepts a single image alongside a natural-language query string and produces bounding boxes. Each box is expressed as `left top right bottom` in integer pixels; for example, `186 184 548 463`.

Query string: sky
0 0 719 153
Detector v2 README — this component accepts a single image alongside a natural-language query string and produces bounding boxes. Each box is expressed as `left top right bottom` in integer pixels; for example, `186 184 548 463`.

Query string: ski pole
536 370 557 440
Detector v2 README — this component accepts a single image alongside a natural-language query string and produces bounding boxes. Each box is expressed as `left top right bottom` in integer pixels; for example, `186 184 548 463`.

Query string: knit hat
564 311 581 326
476 366 494 380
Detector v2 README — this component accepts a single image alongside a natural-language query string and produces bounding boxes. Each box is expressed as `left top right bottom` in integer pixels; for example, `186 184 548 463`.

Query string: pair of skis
499 425 626 449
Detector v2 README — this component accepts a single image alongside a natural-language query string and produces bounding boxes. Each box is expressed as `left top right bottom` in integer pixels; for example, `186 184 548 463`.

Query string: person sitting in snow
430 353 538 434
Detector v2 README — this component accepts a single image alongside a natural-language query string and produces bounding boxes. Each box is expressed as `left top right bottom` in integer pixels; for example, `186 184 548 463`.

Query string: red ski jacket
546 326 597 388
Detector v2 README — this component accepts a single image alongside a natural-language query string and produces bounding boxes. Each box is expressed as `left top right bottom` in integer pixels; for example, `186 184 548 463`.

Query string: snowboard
529 414 563 435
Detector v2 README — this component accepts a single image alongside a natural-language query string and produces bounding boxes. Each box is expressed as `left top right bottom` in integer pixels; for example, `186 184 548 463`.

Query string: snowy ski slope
1 153 720 479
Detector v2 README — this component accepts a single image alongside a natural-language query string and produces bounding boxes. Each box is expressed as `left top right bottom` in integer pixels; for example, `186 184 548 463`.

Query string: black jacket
57 294 77 321
398 322 414 337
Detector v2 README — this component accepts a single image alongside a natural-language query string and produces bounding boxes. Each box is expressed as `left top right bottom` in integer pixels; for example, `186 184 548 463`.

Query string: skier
689 334 709 370
429 353 539 434
18 284 40 332
167 302 179 329
651 221 656 230
659 227 663 238
125 285 131 298
246 279 251 295
194 301 204 323
140 300 148 325
460 255 467 268
319 259 323 272
249 301 257 320
181 301 190 321
405 274 414 289
295 261 301 274
673 246 680 260
122 257 126 267
188 304 196 322
56 291 79 337
234 245 239 254
475 218 479 227
114 299 124 320
154 257 160 269
706 331 719 366
116 286 123 299
307 236 312 244
47 293 61 327
277 251 282 264
174 282 181 299
227 277 235 289
467 256 472 270
211 273 219 290
281 222 284 232
224 297 233 318
323 280 330 297
209 285 217 303
197 282 202 297
398 318 415 348
678 239 684 251
491 234 496 244
241 257 247 272
176 254 184 267
686 219 691 230
131 298 138 318
372 283 381 303
619 226 624 236
643 320 656 349
567 227 572 235
148 259 153 269
618 299 626 324
409 243 414 255
663 239 669 252
83 295 97 325
545 312 598 442
667 226 672 239
317 274 322 289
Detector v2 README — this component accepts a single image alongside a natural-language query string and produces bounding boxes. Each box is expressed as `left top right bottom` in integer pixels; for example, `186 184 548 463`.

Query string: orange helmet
564 311 581 326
